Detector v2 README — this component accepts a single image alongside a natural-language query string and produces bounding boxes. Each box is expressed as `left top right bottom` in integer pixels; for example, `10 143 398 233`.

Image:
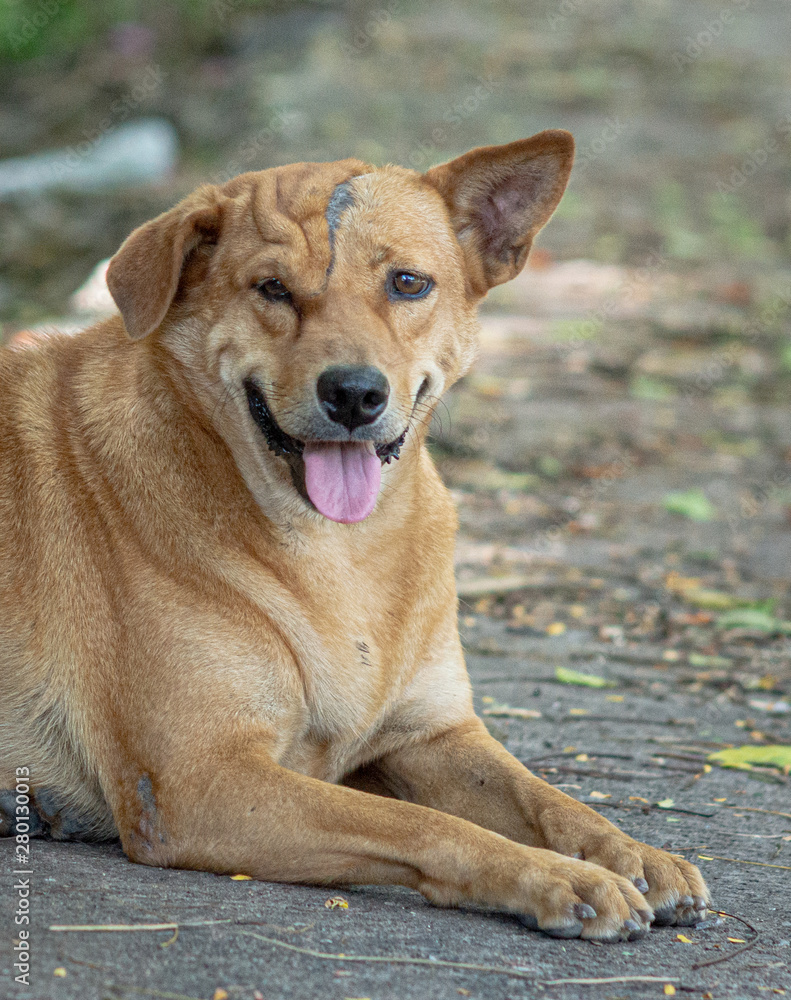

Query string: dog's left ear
106 187 222 340
424 130 574 296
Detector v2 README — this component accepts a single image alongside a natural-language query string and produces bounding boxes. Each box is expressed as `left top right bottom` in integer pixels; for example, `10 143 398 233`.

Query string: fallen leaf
676 933 694 943
482 705 542 719
664 985 677 996
212 991 229 1000
230 874 252 880
325 896 349 909
481 696 495 704
53 968 67 978
629 796 650 804
606 694 624 702
663 489 716 522
547 622 566 636
727 937 746 944
568 708 589 716
589 790 611 799
656 798 675 809
698 855 714 861
713 797 727 802
748 699 790 714
575 753 590 762
555 666 615 688
716 608 791 633
688 653 733 668
708 745 791 771
681 589 741 610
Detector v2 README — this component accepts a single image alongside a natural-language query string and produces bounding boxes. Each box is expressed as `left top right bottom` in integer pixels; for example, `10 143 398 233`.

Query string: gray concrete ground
2 268 791 1000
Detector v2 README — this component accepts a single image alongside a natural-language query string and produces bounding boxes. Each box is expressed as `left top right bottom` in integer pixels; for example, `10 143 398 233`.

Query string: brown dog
0 131 708 940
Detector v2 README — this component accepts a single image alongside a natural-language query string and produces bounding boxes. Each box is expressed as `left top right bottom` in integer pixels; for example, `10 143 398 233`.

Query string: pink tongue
303 442 382 523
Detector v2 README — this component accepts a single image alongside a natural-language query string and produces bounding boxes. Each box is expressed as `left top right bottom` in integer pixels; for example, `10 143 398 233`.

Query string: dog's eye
255 278 292 303
389 271 433 299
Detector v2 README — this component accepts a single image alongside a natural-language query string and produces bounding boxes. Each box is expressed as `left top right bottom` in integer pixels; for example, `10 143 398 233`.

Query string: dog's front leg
372 719 709 928
112 745 650 940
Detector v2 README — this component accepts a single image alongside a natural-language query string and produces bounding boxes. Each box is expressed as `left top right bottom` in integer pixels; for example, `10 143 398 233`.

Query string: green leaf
656 798 675 808
708 745 791 771
662 489 716 522
688 653 733 668
716 608 791 633
554 666 615 688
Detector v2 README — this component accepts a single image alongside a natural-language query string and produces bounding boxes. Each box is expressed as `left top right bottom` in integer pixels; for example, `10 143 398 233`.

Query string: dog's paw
571 835 710 927
516 856 653 942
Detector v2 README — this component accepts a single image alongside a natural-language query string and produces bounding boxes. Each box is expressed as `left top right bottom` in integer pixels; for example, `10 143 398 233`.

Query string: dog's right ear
106 187 221 341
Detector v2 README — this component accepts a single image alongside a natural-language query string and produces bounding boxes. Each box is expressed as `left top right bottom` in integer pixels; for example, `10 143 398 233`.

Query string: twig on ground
49 920 232 932
691 909 760 971
586 801 717 818
724 805 791 820
698 855 791 870
540 765 672 780
106 988 207 1000
232 928 685 987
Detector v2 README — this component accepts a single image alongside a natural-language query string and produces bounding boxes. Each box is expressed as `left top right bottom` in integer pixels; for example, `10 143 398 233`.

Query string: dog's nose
316 365 390 432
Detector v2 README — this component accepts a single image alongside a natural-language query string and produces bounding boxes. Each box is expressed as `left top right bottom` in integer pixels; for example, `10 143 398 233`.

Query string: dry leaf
589 790 611 799
482 705 542 719
664 985 677 996
727 937 746 943
325 896 349 909
212 990 229 1000
547 622 566 635
656 798 675 808
569 708 588 716
230 874 252 880
676 933 694 943
53 968 67 978
575 753 589 762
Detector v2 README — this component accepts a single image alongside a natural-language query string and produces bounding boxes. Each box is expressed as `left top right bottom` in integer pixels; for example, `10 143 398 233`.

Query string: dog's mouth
245 380 407 524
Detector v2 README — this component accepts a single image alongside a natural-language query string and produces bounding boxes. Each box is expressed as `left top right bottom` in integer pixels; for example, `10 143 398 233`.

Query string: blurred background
2 7 791 989
2 0 791 681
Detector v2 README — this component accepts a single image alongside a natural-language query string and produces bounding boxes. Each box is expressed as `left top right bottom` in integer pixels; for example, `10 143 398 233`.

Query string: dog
0 131 709 941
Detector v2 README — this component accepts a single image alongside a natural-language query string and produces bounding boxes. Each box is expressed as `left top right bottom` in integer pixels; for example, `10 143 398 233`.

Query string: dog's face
106 132 574 524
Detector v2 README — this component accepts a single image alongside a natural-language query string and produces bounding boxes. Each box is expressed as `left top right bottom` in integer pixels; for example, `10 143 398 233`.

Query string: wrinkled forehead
220 160 459 284
327 168 462 272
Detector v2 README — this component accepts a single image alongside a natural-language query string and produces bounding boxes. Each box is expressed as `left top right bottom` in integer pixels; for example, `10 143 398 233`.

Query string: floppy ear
424 130 574 296
106 188 221 340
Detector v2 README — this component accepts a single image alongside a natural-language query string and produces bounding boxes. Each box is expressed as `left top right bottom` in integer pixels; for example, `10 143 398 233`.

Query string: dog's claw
574 903 597 920
632 876 649 894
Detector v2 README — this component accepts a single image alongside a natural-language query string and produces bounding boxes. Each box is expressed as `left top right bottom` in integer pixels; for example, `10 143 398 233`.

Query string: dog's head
106 131 573 525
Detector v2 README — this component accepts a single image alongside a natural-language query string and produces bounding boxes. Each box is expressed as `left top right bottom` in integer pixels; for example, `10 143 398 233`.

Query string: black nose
316 365 390 432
